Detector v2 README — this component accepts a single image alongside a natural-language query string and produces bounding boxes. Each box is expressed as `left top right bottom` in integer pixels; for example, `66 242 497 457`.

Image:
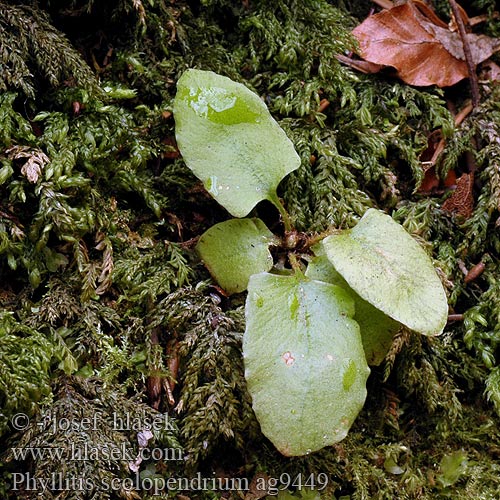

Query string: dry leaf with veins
352 0 500 87
442 172 474 219
6 145 50 183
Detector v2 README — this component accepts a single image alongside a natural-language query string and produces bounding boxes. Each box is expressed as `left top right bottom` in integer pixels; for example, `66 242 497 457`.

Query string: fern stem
288 253 305 277
270 193 293 232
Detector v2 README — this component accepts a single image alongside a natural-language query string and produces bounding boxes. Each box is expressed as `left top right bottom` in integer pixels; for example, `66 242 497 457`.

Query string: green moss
0 313 56 436
1 0 500 498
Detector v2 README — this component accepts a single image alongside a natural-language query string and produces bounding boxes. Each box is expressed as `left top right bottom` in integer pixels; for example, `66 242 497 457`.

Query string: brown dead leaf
162 136 180 159
418 101 473 193
419 167 456 193
352 0 500 87
480 60 500 82
442 172 474 219
6 145 50 183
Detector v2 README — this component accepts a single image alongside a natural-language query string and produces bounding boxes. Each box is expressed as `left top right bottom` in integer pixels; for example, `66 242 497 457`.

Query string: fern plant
173 69 449 456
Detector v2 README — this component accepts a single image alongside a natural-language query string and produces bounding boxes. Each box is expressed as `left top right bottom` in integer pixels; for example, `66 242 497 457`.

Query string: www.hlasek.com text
10 442 184 462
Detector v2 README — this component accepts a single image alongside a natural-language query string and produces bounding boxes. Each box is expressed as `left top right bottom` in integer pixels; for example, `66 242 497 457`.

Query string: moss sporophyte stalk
174 69 448 456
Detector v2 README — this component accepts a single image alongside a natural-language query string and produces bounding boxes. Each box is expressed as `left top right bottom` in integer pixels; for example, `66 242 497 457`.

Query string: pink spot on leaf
282 351 295 366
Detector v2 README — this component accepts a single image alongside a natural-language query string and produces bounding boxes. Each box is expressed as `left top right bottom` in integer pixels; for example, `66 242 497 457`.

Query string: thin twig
449 0 480 108
464 261 486 283
426 101 473 167
335 54 384 74
454 101 474 126
447 313 464 322
469 12 500 27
